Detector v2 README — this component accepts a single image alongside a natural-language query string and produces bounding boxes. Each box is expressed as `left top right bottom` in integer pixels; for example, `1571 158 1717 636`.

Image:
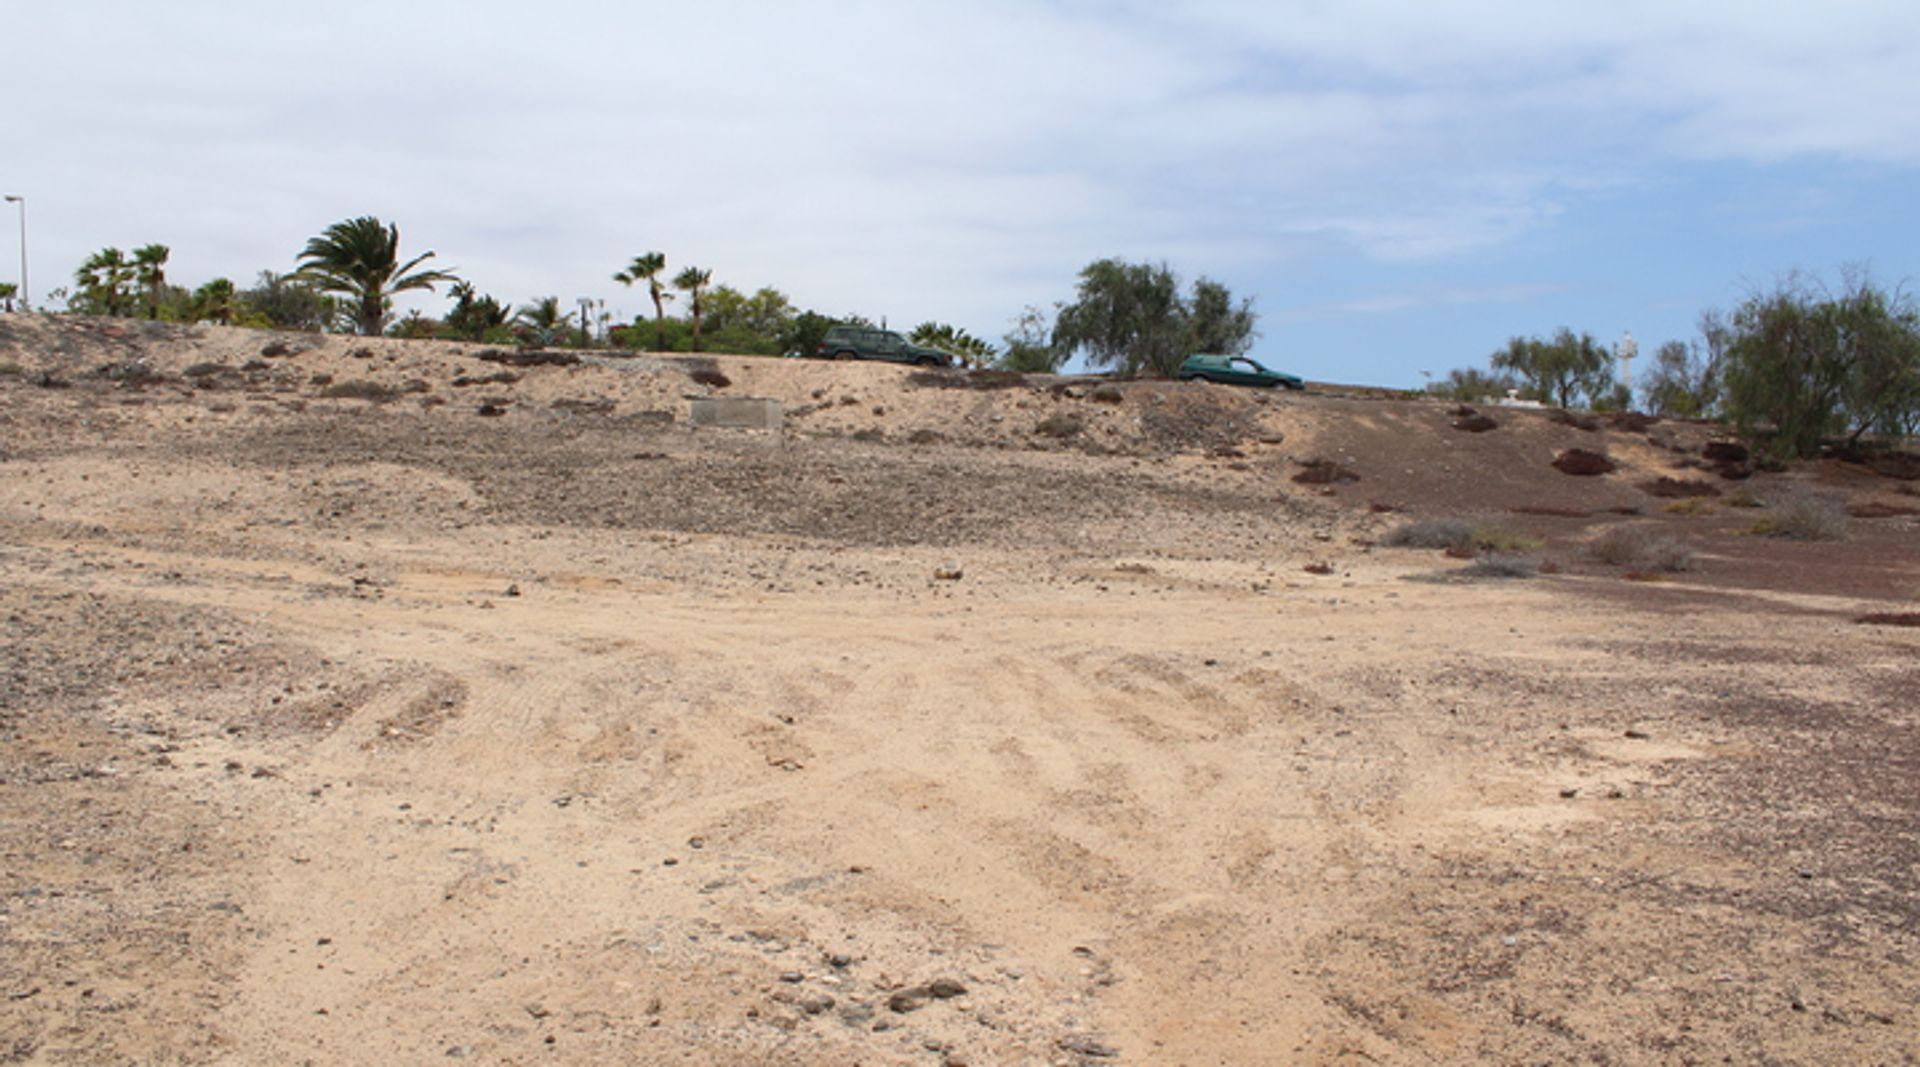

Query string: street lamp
2 196 25 311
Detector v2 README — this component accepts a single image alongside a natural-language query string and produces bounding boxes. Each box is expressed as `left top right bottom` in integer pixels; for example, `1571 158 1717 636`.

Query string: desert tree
1640 331 1724 419
240 270 336 332
1051 258 1257 377
1489 328 1616 409
1183 277 1258 358
1719 271 1920 456
614 252 673 351
673 266 713 351
294 216 457 336
999 304 1062 372
0 282 16 312
1425 366 1519 403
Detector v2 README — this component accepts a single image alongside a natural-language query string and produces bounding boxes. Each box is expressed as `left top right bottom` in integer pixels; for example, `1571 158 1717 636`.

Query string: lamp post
2 196 25 311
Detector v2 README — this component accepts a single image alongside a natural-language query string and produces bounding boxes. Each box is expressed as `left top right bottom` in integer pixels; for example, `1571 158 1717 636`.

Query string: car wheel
834 350 857 360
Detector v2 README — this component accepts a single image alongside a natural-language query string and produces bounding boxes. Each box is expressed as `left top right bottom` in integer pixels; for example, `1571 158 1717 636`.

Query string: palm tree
674 266 712 351
614 252 674 351
76 247 135 317
191 278 237 325
294 216 457 336
132 244 170 319
515 296 567 346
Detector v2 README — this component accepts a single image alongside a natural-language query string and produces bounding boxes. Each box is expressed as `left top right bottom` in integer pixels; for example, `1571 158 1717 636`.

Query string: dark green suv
816 325 953 367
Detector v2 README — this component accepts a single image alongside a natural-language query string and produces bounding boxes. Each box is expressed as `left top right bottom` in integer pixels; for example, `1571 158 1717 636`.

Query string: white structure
1615 330 1638 392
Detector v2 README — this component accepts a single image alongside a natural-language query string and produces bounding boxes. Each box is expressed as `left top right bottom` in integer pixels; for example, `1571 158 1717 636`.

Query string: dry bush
1383 519 1473 550
1849 501 1920 518
1292 458 1361 484
1452 413 1499 432
1458 555 1540 579
1547 409 1600 431
1089 385 1124 404
907 368 1026 390
1750 487 1849 541
1662 497 1717 516
320 380 398 401
1589 526 1694 572
1641 477 1720 498
689 368 731 388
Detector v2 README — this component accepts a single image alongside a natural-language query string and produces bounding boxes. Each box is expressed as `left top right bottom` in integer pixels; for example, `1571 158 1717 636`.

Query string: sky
5 1 1919 388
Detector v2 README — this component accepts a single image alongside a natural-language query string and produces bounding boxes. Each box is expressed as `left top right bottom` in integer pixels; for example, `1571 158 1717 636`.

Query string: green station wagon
816 325 954 367
1176 353 1305 390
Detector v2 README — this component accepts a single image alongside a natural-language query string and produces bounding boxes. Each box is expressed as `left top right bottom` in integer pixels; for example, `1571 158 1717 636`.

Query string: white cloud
4 1 1916 340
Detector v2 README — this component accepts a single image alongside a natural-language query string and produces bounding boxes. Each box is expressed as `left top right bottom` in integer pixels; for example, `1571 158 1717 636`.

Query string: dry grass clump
1663 497 1718 516
1589 526 1695 572
320 380 399 401
1382 518 1473 550
1292 458 1361 484
1749 487 1849 541
1383 519 1539 554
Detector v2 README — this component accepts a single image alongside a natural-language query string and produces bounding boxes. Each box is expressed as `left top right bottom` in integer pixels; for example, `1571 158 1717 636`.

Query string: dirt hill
2 314 1917 1064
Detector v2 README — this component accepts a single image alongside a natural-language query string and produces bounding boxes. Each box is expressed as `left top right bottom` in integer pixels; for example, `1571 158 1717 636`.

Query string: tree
614 252 673 351
240 271 335 331
673 266 713 351
1425 366 1518 403
132 244 170 320
910 322 996 367
442 281 512 341
191 278 238 325
1000 304 1062 372
294 216 456 336
74 247 136 316
516 296 568 346
1050 258 1257 377
0 282 16 312
1489 328 1615 409
780 311 839 358
1640 336 1722 418
1183 277 1258 358
1719 272 1920 457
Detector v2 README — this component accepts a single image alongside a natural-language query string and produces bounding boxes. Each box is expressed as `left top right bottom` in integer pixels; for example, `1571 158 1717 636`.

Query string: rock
927 978 967 999
1034 413 1084 438
1452 414 1499 433
933 564 963 581
887 988 929 1013
797 994 835 1015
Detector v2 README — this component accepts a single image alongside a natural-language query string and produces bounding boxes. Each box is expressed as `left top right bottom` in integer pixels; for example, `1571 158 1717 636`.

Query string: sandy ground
2 315 1918 1065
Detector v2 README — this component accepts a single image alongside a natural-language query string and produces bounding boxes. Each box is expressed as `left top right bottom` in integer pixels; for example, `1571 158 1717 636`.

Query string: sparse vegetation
1590 526 1695 571
1748 487 1849 541
1384 519 1471 550
1050 258 1257 377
